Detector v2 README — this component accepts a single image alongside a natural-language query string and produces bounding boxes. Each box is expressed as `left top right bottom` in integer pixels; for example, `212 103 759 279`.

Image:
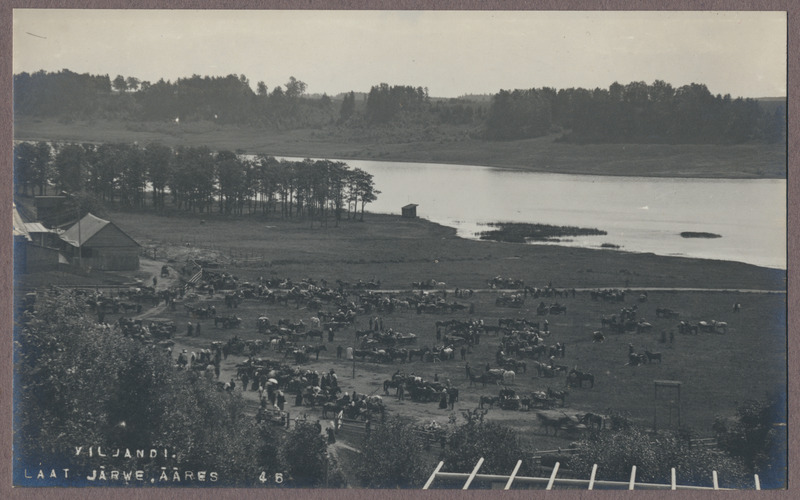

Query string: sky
12 9 787 99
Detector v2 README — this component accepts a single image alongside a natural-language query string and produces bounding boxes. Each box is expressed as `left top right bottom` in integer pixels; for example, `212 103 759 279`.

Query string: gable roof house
60 213 140 271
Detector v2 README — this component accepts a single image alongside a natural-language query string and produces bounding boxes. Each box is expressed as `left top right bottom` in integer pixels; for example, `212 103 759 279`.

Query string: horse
468 372 487 388
305 329 324 341
601 315 617 328
579 412 605 431
479 396 499 409
485 369 506 385
644 350 662 364
306 344 327 360
546 387 569 407
407 347 429 362
322 402 341 419
568 369 595 388
536 412 572 436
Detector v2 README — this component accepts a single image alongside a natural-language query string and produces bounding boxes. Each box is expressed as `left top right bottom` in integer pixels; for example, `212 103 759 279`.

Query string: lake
279 157 787 270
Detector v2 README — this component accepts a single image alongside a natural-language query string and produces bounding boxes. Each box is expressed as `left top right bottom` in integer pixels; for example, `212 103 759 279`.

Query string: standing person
187 322 193 337
461 346 467 361
196 322 201 336
328 327 334 343
465 362 471 380
439 389 448 409
448 389 456 410
397 383 405 401
277 391 285 411
337 345 343 359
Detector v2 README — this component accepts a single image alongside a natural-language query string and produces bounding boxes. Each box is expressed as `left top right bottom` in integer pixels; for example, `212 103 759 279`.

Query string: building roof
23 222 54 234
402 204 419 209
60 213 139 248
12 203 32 241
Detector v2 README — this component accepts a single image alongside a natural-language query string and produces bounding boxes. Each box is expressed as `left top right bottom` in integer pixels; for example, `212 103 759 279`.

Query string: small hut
401 204 418 218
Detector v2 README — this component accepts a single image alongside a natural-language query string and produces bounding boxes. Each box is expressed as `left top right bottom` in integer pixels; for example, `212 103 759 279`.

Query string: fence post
422 461 444 490
754 474 761 490
504 460 522 490
629 465 637 490
712 470 719 490
671 467 677 490
546 462 560 490
462 457 484 490
588 464 598 490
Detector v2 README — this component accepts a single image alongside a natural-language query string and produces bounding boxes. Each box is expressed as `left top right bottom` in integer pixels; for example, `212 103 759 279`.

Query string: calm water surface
280 157 787 270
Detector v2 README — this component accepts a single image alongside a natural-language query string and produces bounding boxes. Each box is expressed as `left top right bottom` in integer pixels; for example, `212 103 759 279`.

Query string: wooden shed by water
402 204 418 218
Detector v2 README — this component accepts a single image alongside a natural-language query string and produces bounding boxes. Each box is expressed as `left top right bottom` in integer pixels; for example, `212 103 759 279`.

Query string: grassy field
18 209 786 452
14 117 787 178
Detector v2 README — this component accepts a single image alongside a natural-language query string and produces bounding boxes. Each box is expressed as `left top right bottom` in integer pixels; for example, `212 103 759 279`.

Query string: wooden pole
504 460 522 490
629 465 637 490
422 461 444 490
588 464 598 490
546 462 560 490
462 457 484 490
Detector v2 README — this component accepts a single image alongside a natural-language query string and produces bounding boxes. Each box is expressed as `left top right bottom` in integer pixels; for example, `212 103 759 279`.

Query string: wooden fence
423 457 762 491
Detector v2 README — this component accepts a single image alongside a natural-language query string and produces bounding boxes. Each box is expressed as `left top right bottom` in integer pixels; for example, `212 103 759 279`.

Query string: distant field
14 117 787 178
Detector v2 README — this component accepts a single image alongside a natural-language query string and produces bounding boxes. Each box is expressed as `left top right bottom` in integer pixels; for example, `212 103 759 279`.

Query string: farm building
59 213 140 271
402 203 418 218
13 202 62 274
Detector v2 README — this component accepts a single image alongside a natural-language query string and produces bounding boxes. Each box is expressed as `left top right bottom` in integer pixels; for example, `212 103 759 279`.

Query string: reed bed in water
478 222 607 243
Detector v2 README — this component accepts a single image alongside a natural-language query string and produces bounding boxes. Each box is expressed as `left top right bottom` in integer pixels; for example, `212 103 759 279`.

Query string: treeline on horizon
13 140 379 224
13 69 786 144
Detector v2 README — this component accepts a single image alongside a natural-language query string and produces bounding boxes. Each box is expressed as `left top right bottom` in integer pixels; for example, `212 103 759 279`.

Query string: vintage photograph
10 8 787 491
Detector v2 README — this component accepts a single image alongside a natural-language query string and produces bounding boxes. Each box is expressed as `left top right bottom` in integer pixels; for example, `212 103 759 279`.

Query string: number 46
259 472 284 484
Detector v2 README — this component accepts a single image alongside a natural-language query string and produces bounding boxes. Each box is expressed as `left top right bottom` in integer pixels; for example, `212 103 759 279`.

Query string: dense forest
13 140 379 224
13 70 785 145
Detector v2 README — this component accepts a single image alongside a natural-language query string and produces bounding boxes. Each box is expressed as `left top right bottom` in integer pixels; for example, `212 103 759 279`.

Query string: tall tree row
13 141 380 223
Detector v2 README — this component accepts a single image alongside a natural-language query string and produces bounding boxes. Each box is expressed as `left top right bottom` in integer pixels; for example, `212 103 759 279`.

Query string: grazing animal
546 387 569 407
503 370 516 385
579 412 604 431
644 350 662 364
536 412 572 436
479 396 499 409
468 371 487 388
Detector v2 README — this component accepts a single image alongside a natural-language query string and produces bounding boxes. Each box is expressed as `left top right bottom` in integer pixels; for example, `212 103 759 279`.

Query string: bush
713 396 786 488
440 419 536 480
568 426 750 488
282 422 329 487
355 416 431 488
